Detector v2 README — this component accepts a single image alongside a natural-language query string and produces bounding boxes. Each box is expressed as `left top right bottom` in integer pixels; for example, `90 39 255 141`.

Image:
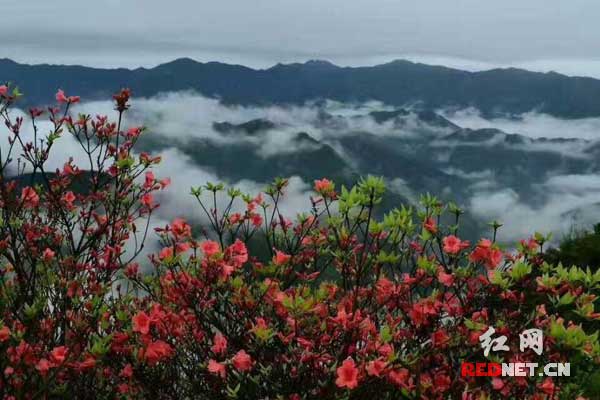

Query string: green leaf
509 261 532 281
380 325 393 343
558 292 575 306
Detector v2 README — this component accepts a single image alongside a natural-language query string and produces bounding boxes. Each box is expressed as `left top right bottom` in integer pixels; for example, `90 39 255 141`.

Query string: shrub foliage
0 88 598 399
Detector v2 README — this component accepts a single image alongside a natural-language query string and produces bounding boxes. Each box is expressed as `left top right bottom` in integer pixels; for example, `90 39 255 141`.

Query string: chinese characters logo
479 326 543 356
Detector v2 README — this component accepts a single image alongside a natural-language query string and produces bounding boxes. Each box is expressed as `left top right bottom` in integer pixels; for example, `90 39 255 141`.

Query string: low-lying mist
7 91 600 247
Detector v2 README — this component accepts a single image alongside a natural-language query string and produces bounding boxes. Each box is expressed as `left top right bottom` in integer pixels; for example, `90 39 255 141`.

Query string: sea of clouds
4 92 600 252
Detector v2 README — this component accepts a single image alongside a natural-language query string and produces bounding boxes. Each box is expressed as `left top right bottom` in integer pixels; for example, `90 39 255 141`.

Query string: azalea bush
0 88 599 399
0 86 167 398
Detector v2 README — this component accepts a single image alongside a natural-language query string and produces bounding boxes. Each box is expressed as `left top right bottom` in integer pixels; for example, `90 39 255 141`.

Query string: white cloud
442 107 600 141
469 174 600 243
0 108 101 175
6 91 600 248
150 147 314 225
442 168 494 180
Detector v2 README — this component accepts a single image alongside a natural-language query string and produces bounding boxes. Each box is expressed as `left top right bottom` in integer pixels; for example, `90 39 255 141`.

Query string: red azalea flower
366 359 387 377
55 89 80 104
487 248 504 268
378 344 393 360
0 326 10 342
220 263 235 279
335 358 359 389
144 171 155 188
273 250 291 266
126 126 142 138
21 186 40 208
250 213 263 227
492 377 504 390
56 89 68 103
470 239 503 269
62 161 79 176
141 193 154 208
376 277 394 303
35 358 51 376
201 240 221 257
232 350 253 372
125 263 140 279
211 332 228 355
314 178 334 194
443 235 468 254
388 368 409 388
538 378 556 395
113 88 131 111
253 193 264 206
171 218 192 239
77 356 96 371
227 239 248 266
158 174 169 185
61 191 76 208
423 217 438 234
30 107 44 118
229 212 242 225
159 247 173 260
522 238 539 251
208 359 226 378
434 373 451 392
431 329 450 347
42 248 55 263
132 311 151 335
176 242 191 254
120 364 134 378
158 247 173 260
408 304 426 327
144 340 173 365
437 268 454 287
50 346 68 364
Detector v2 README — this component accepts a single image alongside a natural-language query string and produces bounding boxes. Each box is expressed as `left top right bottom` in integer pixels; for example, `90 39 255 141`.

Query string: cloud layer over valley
6 91 600 248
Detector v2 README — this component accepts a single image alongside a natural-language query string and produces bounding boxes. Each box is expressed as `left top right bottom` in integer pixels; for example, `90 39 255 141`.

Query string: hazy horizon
5 0 600 78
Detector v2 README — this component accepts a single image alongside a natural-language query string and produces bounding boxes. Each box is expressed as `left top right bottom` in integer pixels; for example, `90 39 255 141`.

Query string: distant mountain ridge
2 58 600 118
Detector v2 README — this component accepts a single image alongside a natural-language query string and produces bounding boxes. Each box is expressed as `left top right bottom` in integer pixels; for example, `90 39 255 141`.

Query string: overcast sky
4 0 600 77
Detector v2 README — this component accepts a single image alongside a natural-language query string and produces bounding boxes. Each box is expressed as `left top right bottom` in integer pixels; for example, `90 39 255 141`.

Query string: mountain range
3 58 600 118
3 57 600 241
